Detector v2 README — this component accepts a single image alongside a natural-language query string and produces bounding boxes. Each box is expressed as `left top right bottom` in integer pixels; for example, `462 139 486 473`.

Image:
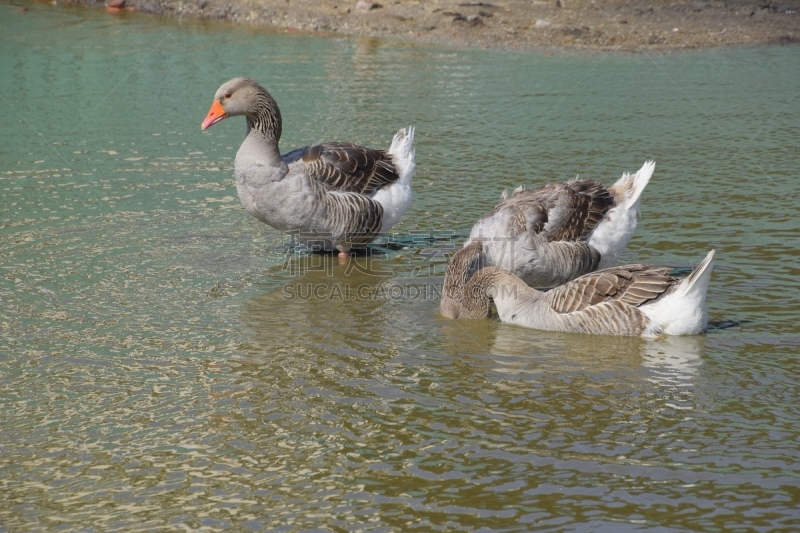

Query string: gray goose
440 240 715 337
201 77 415 257
467 161 654 288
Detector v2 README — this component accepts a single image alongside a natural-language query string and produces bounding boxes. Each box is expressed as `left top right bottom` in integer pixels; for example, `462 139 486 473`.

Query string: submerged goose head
201 77 282 141
440 240 515 320
440 240 533 321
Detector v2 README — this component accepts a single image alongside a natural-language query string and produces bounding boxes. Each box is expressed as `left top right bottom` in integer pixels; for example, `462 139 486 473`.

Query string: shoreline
69 0 797 52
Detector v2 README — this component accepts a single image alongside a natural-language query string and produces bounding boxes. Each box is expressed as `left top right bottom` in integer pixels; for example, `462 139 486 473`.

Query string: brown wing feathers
487 180 614 243
545 265 677 314
301 142 399 195
540 180 614 241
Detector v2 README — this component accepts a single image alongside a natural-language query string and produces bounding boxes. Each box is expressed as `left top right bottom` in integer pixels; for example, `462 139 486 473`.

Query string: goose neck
472 267 540 308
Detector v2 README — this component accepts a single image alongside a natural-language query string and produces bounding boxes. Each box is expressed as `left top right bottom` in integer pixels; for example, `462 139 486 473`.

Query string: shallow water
2 2 800 531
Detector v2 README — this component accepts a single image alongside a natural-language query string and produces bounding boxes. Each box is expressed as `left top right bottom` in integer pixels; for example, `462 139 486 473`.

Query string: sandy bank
79 0 797 51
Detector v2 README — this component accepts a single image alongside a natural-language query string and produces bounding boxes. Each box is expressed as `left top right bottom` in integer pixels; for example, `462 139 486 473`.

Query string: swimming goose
467 161 654 288
440 240 715 337
201 77 416 257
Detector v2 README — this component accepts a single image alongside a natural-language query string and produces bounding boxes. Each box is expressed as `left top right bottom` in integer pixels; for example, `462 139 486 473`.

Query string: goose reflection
640 334 706 386
239 251 444 357
442 321 706 389
495 327 705 368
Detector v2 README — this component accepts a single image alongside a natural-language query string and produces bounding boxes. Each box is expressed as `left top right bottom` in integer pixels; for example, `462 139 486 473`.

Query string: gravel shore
80 0 797 51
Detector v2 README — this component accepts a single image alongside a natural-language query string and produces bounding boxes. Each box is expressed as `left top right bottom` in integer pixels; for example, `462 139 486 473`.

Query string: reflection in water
483 324 704 391
241 255 396 353
641 334 705 385
488 325 645 368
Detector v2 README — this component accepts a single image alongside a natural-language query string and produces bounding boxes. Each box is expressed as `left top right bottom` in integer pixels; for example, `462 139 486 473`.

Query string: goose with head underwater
467 161 655 288
201 77 416 258
440 240 715 337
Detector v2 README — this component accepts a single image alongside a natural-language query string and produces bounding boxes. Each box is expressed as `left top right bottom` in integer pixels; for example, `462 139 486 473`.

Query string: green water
2 2 800 531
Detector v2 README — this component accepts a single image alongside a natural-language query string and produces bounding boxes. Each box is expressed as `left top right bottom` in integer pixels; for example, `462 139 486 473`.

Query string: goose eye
224 92 232 99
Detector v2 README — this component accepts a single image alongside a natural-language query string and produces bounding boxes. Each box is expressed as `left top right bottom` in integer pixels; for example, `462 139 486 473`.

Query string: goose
466 161 654 288
201 77 416 257
440 240 715 337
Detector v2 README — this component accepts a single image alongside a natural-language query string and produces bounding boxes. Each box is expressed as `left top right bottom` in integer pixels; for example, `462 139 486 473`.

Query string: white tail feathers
375 126 416 233
389 125 415 162
388 126 415 189
679 249 716 297
611 160 655 211
641 249 715 336
587 160 655 270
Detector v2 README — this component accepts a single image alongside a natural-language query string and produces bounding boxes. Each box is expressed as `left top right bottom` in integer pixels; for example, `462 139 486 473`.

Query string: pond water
2 2 799 531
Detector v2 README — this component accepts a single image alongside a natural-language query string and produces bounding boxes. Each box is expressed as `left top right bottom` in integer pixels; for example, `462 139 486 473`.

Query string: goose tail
388 126 416 186
375 126 415 233
641 249 715 336
678 249 716 298
589 160 655 269
611 160 655 212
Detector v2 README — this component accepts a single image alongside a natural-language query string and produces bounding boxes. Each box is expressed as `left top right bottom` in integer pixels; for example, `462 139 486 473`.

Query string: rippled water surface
2 2 800 531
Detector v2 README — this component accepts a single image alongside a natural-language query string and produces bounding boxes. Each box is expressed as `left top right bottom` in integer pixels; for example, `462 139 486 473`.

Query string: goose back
466 162 654 288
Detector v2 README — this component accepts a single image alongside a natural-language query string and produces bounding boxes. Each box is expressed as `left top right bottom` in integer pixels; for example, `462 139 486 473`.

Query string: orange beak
201 100 227 130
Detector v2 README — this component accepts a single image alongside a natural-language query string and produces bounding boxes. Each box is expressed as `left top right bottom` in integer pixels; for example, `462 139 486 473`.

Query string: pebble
355 1 382 10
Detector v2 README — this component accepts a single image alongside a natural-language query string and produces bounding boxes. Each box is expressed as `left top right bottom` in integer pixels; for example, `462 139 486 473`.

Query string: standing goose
467 161 654 288
441 240 715 337
201 77 416 257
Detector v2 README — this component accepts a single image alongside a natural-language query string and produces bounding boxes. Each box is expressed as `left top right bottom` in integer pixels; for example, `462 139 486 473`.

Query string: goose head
201 77 282 140
440 240 492 319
